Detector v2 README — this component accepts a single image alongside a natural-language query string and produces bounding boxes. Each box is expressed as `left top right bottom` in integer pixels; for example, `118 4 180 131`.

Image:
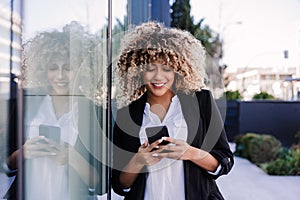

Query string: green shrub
224 90 243 100
235 132 300 175
234 133 259 158
252 91 275 100
234 133 281 164
263 147 300 175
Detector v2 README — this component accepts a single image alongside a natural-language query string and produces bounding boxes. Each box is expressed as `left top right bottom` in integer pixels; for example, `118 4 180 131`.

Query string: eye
63 64 71 71
145 65 156 72
162 66 172 72
47 65 58 71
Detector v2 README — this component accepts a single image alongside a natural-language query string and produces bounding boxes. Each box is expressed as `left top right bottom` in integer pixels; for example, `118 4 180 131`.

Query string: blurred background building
127 0 171 26
0 0 22 198
226 66 299 100
0 2 22 98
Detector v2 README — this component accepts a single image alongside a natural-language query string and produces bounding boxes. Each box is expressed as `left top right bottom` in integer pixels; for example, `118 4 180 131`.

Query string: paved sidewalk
217 156 300 200
2 152 300 200
104 152 300 200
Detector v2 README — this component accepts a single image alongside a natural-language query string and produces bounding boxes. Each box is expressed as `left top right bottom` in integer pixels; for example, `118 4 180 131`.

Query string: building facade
0 1 22 198
226 66 299 100
127 0 171 26
0 2 22 96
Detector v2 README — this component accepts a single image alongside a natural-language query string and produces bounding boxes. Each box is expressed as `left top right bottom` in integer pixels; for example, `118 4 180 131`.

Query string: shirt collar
144 95 178 115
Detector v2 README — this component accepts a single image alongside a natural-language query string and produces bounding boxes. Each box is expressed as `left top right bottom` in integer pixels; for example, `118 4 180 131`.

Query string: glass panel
110 1 127 199
111 0 128 114
0 0 22 200
19 1 108 199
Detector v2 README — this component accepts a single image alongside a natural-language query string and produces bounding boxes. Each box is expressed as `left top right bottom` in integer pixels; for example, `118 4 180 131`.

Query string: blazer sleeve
197 90 234 179
111 108 141 196
111 120 128 196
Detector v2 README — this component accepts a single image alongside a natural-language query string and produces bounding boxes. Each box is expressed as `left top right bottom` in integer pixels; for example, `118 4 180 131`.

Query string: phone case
39 124 61 143
145 125 170 145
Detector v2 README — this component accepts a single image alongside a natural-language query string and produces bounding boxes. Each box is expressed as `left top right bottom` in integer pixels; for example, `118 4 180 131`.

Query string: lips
54 82 69 87
151 82 166 89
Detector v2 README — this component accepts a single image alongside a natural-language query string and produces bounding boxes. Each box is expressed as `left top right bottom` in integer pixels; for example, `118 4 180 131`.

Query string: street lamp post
218 21 242 67
240 50 290 100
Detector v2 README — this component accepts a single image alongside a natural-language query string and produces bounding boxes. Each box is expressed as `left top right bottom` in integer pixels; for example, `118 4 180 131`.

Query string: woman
4 22 106 200
112 21 234 200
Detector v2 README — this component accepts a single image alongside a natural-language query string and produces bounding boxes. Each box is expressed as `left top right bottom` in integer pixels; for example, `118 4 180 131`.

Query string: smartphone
145 125 170 145
39 124 61 143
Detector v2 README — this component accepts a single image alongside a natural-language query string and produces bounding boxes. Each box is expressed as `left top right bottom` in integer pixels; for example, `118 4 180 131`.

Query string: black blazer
112 90 234 200
4 90 107 200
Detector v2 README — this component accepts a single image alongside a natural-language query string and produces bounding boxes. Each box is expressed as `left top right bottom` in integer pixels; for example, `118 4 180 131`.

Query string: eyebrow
147 62 169 67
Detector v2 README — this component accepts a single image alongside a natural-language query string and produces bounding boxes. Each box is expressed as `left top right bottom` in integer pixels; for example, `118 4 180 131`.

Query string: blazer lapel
177 92 202 145
129 93 147 128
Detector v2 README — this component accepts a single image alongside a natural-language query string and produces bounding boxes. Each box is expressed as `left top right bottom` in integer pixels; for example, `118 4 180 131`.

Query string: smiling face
47 55 75 95
143 59 175 99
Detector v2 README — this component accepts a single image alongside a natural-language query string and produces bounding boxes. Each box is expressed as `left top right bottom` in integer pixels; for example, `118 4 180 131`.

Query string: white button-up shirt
139 95 187 200
25 95 78 200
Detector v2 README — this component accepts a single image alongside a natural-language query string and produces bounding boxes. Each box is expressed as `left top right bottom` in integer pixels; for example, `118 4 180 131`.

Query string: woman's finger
25 136 47 145
161 137 186 146
142 141 148 147
153 151 179 159
24 148 57 159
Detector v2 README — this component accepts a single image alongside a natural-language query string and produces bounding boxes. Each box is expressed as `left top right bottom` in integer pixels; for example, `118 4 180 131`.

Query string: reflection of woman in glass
4 22 106 200
112 22 233 200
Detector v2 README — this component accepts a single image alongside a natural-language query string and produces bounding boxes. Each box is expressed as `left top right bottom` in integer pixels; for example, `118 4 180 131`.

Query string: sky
23 0 109 38
21 0 300 72
190 0 300 72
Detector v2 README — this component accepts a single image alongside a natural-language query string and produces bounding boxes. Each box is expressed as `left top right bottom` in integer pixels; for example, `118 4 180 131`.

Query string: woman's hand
119 139 164 189
24 136 56 159
133 140 163 167
24 136 69 165
157 137 219 172
14 136 97 186
153 137 195 160
46 139 70 165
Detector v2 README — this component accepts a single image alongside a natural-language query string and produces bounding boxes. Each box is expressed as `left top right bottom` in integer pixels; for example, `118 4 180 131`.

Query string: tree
171 0 195 33
170 0 221 58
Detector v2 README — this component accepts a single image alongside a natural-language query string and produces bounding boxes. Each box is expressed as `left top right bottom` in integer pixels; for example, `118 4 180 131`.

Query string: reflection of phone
145 125 170 145
39 124 61 143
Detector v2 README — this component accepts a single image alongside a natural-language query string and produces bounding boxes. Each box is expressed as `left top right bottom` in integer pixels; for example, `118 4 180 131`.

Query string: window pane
0 0 22 200
21 0 109 199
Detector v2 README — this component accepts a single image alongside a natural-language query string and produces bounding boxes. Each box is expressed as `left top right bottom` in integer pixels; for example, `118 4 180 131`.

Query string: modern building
226 66 299 100
127 0 171 27
0 2 22 97
0 4 21 74
0 1 22 198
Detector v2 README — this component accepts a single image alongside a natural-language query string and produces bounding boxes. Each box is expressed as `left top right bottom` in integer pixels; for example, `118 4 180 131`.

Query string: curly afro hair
116 21 208 107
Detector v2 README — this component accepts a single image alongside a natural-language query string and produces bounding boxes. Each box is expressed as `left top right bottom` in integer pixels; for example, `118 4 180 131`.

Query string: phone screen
145 125 170 145
39 124 61 143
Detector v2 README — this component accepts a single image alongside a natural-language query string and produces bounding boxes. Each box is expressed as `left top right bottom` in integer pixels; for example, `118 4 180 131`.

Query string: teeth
153 83 164 87
56 83 67 86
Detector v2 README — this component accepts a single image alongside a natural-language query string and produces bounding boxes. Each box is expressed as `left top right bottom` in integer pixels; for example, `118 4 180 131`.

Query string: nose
153 68 164 80
57 67 64 79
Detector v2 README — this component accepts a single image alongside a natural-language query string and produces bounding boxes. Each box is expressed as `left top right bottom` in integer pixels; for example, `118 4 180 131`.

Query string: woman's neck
51 95 70 119
147 91 175 121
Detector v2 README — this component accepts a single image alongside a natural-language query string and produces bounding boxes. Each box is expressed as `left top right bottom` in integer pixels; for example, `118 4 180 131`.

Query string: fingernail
155 146 160 149
161 137 167 140
158 139 163 143
152 153 158 157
